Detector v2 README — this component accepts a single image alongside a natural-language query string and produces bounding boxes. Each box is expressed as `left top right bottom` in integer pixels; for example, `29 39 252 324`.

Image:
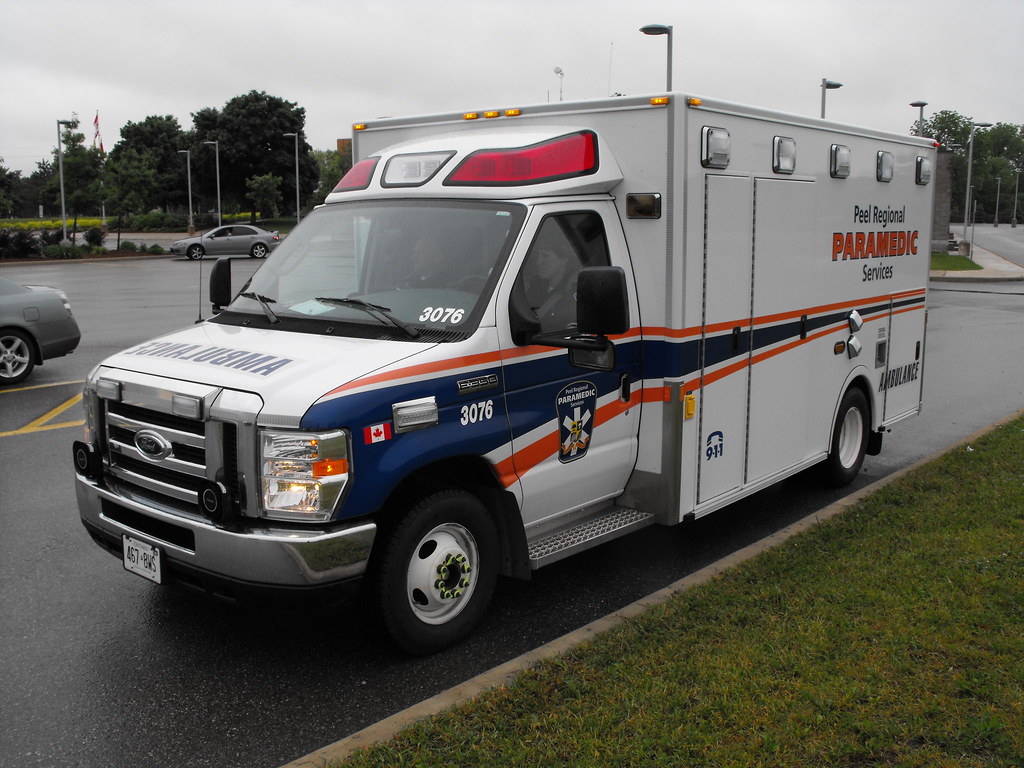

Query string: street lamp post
994 177 1002 227
283 132 301 224
56 119 74 242
962 122 992 238
553 67 564 101
203 140 221 227
640 24 673 90
1012 171 1020 228
820 79 843 119
178 149 194 231
909 100 928 136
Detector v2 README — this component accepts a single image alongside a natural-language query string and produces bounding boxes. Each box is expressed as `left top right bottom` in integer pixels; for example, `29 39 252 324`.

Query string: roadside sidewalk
930 244 1024 282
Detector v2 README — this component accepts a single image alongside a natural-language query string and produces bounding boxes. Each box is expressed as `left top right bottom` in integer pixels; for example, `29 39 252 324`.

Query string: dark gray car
0 275 81 385
170 225 281 260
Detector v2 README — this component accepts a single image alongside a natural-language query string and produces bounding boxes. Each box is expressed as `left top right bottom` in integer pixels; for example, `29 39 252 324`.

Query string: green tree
13 161 54 219
106 148 158 235
311 147 352 203
921 111 1024 223
245 173 282 218
0 159 16 217
109 115 190 213
192 91 318 216
43 121 104 236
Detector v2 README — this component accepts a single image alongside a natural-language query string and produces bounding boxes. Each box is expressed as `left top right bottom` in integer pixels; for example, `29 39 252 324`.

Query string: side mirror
210 257 232 312
577 266 629 336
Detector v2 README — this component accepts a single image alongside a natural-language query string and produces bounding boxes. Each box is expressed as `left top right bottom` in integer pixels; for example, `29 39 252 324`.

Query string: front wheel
823 387 870 486
186 244 205 260
371 489 498 655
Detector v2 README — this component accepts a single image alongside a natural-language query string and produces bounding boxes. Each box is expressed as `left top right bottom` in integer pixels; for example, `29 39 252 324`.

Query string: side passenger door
497 203 642 530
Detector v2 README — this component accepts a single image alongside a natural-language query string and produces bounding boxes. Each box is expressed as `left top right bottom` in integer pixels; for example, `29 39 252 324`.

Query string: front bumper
76 476 376 605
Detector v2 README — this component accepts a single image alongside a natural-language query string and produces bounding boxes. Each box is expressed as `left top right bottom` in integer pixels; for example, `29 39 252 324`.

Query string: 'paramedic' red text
832 230 918 261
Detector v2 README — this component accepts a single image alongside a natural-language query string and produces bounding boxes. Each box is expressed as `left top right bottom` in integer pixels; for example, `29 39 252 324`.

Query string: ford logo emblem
134 429 172 461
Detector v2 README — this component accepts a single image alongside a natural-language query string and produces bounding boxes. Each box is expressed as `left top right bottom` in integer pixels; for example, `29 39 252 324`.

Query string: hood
101 321 434 427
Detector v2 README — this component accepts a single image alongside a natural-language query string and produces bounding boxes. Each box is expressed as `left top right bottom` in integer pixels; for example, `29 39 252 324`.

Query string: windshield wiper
239 291 279 324
315 296 420 339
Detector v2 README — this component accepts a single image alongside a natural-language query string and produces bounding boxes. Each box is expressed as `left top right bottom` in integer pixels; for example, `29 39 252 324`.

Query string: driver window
514 211 610 334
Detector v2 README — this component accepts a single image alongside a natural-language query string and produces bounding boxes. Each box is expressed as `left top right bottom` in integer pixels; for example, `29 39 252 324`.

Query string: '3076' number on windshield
419 307 465 324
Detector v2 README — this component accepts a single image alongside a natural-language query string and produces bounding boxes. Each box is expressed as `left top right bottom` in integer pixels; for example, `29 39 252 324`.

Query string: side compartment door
880 290 926 422
698 175 753 504
497 203 642 529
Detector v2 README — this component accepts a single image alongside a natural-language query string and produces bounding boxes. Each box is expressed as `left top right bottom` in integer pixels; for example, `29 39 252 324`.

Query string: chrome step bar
527 506 654 569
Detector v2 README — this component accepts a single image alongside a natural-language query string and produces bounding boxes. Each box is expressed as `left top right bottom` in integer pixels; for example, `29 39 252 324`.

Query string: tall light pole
994 177 1002 227
283 132 301 223
56 118 74 241
203 140 221 227
553 67 564 101
178 149 194 231
640 24 673 90
910 100 928 136
1012 170 1020 228
963 122 992 235
820 79 843 119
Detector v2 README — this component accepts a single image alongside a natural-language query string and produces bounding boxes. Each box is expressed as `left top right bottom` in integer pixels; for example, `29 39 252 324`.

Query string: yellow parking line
0 393 84 437
0 379 85 394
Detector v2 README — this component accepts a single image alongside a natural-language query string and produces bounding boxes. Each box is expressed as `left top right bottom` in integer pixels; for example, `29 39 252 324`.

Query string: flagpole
94 111 107 225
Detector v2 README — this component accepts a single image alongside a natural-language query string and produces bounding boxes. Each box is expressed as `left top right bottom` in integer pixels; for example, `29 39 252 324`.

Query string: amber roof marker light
640 24 673 91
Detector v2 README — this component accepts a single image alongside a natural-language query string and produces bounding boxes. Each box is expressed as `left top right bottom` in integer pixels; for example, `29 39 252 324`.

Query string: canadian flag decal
363 423 393 444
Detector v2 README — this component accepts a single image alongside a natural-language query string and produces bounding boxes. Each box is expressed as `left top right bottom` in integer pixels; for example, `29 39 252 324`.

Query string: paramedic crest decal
557 380 597 462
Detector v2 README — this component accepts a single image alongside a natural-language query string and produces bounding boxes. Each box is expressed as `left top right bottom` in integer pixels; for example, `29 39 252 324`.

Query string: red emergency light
333 157 380 192
444 130 598 186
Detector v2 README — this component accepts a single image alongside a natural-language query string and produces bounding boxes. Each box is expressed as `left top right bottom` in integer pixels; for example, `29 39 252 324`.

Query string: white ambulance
74 93 934 653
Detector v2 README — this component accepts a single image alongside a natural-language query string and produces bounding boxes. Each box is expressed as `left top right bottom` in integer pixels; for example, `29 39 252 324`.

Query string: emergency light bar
445 130 598 187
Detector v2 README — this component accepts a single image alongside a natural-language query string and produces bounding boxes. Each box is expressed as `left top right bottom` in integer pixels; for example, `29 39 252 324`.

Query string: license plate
122 535 162 584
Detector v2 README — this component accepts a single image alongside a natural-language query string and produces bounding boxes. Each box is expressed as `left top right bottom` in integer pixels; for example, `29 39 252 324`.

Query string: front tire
824 387 870 486
186 244 205 260
0 328 35 385
371 489 498 655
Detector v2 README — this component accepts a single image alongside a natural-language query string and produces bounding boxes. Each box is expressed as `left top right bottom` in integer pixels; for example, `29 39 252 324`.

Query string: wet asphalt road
1 254 1022 768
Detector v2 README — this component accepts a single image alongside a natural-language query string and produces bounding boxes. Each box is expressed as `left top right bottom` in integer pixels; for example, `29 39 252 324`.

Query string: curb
282 405 1024 768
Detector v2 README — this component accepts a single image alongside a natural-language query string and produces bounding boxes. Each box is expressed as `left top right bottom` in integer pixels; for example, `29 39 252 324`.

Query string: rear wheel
824 387 870 486
0 328 35 385
371 489 498 655
186 244 205 260
250 242 268 258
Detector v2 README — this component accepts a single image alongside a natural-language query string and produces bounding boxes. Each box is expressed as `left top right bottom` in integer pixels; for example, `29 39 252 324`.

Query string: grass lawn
932 252 985 271
333 414 1024 767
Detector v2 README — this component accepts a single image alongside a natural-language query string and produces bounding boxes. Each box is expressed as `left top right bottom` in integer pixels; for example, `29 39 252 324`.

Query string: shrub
83 227 106 247
43 243 86 260
0 228 40 260
128 211 188 231
119 241 138 252
39 229 63 246
146 244 164 254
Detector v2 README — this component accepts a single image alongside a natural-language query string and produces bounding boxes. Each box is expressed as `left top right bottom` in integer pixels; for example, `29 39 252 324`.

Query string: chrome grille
105 400 209 511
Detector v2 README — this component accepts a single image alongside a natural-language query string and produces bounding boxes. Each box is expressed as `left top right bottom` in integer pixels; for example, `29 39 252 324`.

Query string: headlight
261 429 350 522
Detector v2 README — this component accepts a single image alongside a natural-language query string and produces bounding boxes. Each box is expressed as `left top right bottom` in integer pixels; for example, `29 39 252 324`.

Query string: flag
93 111 104 154
363 423 393 444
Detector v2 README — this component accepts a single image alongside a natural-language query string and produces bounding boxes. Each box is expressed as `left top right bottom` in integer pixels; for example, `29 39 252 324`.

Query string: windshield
215 200 526 341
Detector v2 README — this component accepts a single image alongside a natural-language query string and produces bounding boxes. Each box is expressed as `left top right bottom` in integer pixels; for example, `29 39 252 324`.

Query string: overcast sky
3 0 1022 176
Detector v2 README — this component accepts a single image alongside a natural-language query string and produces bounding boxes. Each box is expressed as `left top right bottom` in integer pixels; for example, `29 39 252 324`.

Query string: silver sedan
0 275 82 385
170 225 281 260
